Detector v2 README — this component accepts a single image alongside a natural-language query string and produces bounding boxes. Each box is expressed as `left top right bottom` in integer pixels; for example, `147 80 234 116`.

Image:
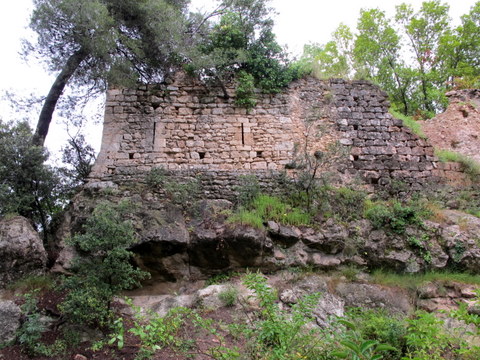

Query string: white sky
0 0 477 156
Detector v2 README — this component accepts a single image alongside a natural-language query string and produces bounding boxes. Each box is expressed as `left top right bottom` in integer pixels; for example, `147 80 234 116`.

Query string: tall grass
390 109 426 139
371 269 480 290
228 194 311 228
435 148 480 180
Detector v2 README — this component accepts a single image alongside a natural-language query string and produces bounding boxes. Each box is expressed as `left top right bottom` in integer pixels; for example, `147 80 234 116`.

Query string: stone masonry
90 72 444 194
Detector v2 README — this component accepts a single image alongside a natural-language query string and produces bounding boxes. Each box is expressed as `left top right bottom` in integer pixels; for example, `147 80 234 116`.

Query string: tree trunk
32 49 88 146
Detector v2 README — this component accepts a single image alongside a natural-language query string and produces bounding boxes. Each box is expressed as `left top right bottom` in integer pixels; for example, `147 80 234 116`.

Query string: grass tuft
371 269 480 290
390 109 426 139
435 149 480 181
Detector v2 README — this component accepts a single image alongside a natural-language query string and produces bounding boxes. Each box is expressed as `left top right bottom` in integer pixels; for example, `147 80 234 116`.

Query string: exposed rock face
423 89 480 164
0 216 47 287
335 283 413 314
0 300 21 345
54 188 480 283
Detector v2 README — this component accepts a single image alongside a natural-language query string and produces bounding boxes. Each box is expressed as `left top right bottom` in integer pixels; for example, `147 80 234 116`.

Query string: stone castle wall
91 73 452 193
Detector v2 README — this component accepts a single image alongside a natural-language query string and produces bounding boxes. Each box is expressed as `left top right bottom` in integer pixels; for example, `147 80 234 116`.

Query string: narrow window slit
256 151 263 158
153 122 156 144
241 123 245 145
129 153 134 159
199 152 206 159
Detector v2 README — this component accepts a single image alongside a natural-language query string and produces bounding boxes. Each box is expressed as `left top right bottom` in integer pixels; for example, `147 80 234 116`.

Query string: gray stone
0 300 21 345
335 282 413 314
313 293 345 328
0 216 47 288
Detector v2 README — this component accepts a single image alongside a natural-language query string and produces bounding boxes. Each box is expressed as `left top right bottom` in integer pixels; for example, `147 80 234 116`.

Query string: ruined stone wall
90 73 441 192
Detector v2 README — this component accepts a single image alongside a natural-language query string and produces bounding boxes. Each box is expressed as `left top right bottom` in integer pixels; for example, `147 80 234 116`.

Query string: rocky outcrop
53 188 480 283
423 89 480 164
0 216 47 287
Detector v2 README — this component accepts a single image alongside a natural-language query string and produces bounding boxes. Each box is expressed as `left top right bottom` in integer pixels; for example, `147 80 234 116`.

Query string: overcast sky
0 0 477 155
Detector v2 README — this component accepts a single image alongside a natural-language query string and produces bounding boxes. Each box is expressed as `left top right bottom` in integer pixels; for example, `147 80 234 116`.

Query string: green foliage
146 166 201 207
332 320 396 360
189 0 297 99
107 318 125 350
408 233 433 265
364 199 425 234
7 274 54 294
345 308 406 359
296 2 480 117
146 166 168 187
389 109 426 138
229 194 311 228
126 300 184 360
228 208 265 228
403 311 452 360
206 271 240 286
16 291 47 356
435 149 480 181
326 187 368 222
0 120 63 231
370 269 480 290
235 175 261 207
235 70 257 109
60 201 149 327
242 271 323 359
295 41 351 79
218 286 239 307
449 302 480 329
59 133 96 187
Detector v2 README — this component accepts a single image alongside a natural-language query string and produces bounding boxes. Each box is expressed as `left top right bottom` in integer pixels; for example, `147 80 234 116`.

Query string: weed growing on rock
228 194 311 228
364 200 426 234
435 149 480 182
235 175 261 207
218 286 239 307
242 271 324 359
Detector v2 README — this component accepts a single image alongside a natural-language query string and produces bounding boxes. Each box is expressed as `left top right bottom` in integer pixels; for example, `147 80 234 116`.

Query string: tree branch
32 48 88 146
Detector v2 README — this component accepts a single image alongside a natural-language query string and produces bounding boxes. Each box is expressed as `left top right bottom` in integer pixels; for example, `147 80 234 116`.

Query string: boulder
313 293 345 327
335 282 413 314
0 216 47 287
0 300 21 345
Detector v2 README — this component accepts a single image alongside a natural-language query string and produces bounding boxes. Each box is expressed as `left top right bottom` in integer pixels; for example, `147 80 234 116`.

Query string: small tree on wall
285 101 349 210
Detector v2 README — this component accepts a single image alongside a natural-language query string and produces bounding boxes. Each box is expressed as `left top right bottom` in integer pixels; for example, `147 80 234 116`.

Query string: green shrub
242 271 323 359
346 308 406 359
127 301 185 359
16 291 47 356
404 311 453 360
364 200 424 234
328 187 367 221
331 319 397 360
164 177 201 207
8 274 54 294
235 175 261 207
218 286 238 307
250 195 311 226
370 270 480 289
146 166 168 187
227 209 264 228
60 201 149 327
